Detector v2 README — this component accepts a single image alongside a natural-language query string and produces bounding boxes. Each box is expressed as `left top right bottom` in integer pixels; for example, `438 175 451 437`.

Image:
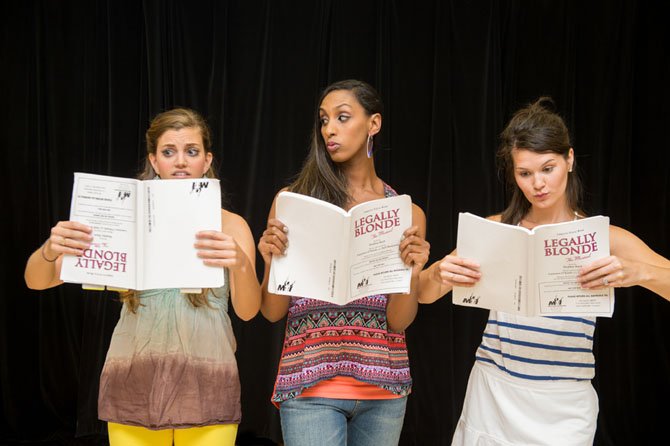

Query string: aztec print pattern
272 295 411 402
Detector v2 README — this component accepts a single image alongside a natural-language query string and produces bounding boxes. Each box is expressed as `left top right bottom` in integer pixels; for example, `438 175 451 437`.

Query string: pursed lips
327 141 340 151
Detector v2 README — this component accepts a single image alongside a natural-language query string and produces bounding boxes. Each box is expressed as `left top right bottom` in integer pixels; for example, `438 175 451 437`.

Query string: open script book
453 212 614 317
269 191 412 305
60 172 225 291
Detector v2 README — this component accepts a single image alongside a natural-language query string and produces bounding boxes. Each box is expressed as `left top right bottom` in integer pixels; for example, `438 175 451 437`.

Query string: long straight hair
288 79 383 208
497 97 583 225
122 108 219 313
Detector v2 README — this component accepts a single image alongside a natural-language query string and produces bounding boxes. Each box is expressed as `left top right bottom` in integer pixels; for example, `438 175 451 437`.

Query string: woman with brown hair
24 108 261 446
258 79 429 446
419 97 670 445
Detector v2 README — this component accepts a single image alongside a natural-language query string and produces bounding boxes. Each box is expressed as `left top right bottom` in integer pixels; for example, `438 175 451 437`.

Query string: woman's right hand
257 218 288 265
433 254 481 287
45 221 93 259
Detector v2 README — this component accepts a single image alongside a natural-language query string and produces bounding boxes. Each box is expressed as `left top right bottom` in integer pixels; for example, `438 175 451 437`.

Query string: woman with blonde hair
25 108 261 446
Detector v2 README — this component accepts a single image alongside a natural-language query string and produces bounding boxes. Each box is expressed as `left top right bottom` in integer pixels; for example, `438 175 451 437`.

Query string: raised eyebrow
319 103 353 113
333 103 353 110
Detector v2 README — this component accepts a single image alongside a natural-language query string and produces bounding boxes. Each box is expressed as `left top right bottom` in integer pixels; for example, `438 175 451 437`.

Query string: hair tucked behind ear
289 79 383 208
497 97 583 224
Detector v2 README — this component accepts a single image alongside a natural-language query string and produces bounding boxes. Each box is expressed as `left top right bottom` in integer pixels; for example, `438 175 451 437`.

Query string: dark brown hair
288 79 383 208
497 97 583 224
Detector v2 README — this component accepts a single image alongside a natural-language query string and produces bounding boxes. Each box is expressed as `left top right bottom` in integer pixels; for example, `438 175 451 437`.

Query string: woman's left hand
195 230 249 270
399 226 430 275
578 255 630 289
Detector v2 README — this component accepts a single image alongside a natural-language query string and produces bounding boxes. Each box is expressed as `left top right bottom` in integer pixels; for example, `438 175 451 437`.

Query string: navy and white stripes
475 311 596 381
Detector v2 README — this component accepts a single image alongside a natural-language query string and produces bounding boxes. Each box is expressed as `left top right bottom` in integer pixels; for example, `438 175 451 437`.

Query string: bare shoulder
609 224 643 247
609 224 634 237
271 186 291 206
221 209 252 235
276 186 290 197
610 224 670 266
411 203 426 220
486 214 503 222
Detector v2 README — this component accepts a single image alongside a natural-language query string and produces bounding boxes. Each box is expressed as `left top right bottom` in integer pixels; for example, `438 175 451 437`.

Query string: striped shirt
475 311 596 381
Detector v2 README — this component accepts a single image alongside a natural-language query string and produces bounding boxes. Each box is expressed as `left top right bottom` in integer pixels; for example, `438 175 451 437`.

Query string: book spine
528 232 535 316
136 180 144 290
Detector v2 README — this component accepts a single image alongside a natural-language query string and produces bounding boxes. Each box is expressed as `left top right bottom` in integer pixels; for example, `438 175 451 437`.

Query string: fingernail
283 226 288 233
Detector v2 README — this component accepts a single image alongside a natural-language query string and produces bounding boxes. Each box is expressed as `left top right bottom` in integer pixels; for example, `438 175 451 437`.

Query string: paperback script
453 212 614 317
269 192 412 304
60 172 224 291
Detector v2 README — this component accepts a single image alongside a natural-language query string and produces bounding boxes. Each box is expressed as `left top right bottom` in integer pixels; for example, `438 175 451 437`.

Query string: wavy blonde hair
122 108 219 313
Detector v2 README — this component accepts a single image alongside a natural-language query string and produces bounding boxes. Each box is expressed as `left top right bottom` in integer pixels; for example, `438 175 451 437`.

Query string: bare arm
416 214 501 304
257 191 291 322
24 221 92 290
386 204 430 332
579 225 670 301
196 210 262 320
417 251 482 303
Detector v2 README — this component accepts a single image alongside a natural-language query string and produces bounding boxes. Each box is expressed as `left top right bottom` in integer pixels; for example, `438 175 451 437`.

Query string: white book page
60 173 138 289
141 178 224 290
532 216 614 317
269 192 350 304
453 213 529 314
348 194 412 301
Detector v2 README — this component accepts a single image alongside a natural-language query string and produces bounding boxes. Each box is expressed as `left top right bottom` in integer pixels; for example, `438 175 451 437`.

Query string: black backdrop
2 1 669 445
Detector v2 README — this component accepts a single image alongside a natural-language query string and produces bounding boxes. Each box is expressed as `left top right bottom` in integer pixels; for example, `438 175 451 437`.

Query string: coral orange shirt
298 376 403 400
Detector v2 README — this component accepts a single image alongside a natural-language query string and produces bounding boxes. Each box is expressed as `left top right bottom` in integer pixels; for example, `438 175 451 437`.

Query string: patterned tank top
271 183 412 403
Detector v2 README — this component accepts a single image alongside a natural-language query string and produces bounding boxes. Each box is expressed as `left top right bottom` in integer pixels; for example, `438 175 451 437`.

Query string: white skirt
452 362 598 446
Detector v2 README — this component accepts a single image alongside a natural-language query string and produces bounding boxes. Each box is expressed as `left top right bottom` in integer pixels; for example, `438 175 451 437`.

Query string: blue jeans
279 396 407 446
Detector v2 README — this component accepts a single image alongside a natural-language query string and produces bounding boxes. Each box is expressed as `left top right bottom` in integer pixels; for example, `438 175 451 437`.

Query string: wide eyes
159 147 201 157
319 114 351 126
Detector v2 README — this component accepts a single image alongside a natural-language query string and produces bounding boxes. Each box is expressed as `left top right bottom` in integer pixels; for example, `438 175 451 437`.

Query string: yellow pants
107 422 238 446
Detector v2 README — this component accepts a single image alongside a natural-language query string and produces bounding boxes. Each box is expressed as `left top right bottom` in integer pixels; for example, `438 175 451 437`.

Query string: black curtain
2 1 668 445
